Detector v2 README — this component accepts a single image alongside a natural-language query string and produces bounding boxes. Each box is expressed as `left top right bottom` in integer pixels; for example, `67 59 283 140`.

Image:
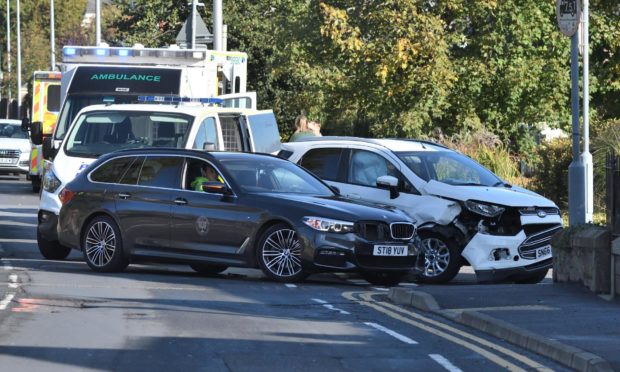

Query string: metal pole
213 0 222 51
95 0 101 45
191 0 197 49
568 30 585 226
581 0 593 223
50 0 55 70
6 0 12 115
16 0 22 119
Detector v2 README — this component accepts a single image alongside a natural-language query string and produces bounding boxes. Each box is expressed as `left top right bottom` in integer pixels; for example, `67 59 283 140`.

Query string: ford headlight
464 200 505 218
43 168 62 193
303 217 354 233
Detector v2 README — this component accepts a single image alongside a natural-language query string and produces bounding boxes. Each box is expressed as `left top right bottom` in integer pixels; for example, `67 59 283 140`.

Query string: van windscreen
64 111 193 158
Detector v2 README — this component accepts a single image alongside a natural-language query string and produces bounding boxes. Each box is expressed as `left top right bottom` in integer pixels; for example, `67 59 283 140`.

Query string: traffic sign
557 0 582 37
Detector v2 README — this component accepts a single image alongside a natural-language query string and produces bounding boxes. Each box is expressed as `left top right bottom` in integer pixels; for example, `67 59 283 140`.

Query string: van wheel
37 231 71 260
82 216 128 273
515 269 548 284
417 231 462 284
190 263 228 276
362 271 408 287
256 223 307 283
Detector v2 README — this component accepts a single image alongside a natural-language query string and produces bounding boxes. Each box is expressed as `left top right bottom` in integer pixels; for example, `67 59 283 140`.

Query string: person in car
191 163 224 191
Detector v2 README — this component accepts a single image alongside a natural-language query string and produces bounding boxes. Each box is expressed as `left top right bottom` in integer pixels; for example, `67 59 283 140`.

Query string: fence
607 152 620 237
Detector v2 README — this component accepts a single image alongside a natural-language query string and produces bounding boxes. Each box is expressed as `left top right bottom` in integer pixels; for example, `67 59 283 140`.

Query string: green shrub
533 137 572 209
592 119 620 215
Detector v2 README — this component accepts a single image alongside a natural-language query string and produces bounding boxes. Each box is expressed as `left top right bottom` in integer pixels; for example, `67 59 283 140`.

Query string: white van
37 102 280 260
281 137 562 284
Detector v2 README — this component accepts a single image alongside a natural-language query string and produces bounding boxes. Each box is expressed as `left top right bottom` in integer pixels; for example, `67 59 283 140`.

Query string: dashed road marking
430 354 463 372
364 322 418 344
347 279 369 285
284 284 297 288
312 298 351 315
0 239 37 244
0 211 37 218
2 262 12 271
0 293 15 310
8 274 18 289
399 282 418 287
0 221 37 227
373 287 389 292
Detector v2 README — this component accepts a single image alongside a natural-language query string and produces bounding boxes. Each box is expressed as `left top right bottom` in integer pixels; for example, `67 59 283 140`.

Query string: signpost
557 0 593 226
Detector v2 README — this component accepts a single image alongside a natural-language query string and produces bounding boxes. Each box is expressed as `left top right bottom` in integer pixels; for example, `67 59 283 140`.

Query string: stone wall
552 227 611 294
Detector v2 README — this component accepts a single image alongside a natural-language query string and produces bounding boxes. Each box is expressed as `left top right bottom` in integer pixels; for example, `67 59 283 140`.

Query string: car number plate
373 245 408 256
0 158 15 164
536 245 552 259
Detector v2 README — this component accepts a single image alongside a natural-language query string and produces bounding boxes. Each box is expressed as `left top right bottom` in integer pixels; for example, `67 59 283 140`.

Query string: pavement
389 275 620 372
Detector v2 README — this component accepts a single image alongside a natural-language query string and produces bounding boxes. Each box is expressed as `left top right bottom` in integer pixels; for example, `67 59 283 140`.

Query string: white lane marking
429 354 463 372
0 206 37 209
373 287 389 291
348 279 369 285
364 322 418 344
399 282 418 287
284 284 297 288
0 211 37 218
2 262 12 271
0 293 15 310
312 298 351 315
0 239 37 244
8 274 18 289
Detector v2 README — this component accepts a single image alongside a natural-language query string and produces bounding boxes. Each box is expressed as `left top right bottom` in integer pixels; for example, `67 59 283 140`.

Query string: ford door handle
174 198 188 206
118 192 131 200
347 193 361 199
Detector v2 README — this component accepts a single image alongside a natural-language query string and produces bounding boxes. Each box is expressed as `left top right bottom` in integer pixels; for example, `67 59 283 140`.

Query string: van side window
348 150 418 194
138 156 184 189
299 148 343 181
46 85 61 112
219 115 242 151
193 117 218 150
90 157 136 183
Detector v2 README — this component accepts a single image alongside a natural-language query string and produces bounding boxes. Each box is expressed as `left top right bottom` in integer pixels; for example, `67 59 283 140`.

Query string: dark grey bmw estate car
57 148 421 285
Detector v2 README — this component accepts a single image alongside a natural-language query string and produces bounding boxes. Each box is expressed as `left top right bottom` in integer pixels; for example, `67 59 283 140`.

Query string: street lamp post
6 0 11 116
96 0 101 45
16 0 22 119
50 0 56 70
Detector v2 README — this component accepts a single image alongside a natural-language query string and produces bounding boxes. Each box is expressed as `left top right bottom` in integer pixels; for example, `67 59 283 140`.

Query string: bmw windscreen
220 156 334 196
64 111 192 158
396 151 502 186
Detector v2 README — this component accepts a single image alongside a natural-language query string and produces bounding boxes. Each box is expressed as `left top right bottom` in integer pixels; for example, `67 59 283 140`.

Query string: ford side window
193 117 218 150
138 156 184 189
299 148 343 181
348 150 418 194
90 156 136 183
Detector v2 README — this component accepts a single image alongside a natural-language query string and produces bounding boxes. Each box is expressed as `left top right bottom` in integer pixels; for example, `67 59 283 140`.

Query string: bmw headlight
303 217 354 233
464 200 505 218
42 168 62 193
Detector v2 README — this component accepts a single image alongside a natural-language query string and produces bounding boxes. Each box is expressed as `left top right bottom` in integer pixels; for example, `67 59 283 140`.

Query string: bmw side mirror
201 181 230 195
377 175 400 199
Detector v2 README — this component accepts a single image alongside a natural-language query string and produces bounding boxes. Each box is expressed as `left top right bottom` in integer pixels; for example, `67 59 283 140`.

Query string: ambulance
28 71 61 192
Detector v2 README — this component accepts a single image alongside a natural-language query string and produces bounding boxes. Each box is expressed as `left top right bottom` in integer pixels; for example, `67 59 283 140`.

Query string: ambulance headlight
43 168 62 193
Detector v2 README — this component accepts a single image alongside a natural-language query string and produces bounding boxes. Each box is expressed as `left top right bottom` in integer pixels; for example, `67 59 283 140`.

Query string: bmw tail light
59 188 75 205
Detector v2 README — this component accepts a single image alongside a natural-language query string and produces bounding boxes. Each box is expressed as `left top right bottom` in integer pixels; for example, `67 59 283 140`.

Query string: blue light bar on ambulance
62 46 207 63
117 49 130 57
64 47 77 56
137 96 224 105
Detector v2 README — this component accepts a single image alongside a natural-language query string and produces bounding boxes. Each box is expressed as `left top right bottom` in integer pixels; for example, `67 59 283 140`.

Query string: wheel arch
79 210 122 252
249 218 295 267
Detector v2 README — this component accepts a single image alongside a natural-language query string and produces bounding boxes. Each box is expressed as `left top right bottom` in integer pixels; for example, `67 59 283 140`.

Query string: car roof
286 136 449 152
76 103 260 116
105 147 278 161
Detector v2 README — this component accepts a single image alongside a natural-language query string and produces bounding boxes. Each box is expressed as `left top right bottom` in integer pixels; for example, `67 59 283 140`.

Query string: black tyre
362 271 408 287
37 230 71 260
256 223 307 283
82 216 128 273
417 230 462 284
31 176 41 193
515 269 549 284
190 263 228 276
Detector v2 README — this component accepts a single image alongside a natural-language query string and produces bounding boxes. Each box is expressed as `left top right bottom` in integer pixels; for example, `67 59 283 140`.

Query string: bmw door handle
118 192 132 200
347 193 361 199
174 198 188 206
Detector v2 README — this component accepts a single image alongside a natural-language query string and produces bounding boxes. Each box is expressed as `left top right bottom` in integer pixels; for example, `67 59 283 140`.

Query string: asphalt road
0 174 567 371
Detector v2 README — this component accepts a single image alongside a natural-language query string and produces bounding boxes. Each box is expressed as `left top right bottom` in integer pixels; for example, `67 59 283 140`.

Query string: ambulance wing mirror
30 121 43 145
203 142 216 151
42 137 57 160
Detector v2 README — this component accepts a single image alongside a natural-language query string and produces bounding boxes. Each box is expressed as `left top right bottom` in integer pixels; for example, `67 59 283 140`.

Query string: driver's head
201 164 218 181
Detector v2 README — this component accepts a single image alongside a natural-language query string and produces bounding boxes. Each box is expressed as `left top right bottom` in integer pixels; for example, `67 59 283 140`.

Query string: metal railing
606 152 620 237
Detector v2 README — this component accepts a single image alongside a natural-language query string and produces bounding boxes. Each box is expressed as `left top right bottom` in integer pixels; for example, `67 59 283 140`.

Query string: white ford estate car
280 137 562 284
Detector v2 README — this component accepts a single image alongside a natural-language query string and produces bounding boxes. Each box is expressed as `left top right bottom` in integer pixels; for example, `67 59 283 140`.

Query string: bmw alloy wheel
85 221 117 267
261 228 303 279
